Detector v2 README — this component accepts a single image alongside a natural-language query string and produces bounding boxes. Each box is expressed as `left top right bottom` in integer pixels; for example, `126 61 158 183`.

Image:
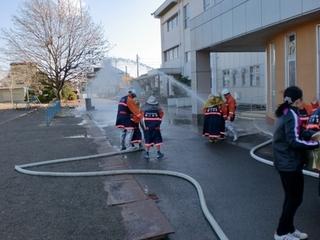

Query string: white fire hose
15 125 319 240
15 148 229 240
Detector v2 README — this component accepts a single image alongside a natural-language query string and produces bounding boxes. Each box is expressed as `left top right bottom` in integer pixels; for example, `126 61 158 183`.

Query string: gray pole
136 54 139 77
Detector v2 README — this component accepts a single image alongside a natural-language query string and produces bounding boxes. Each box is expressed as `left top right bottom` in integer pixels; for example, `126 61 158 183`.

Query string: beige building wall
0 62 38 91
9 62 38 89
266 19 320 122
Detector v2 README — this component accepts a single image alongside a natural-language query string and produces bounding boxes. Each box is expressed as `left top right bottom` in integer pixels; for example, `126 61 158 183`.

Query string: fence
250 94 266 110
45 100 61 126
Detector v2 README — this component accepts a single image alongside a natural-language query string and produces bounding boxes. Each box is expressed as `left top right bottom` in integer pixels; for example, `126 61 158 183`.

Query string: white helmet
222 89 230 95
128 89 137 97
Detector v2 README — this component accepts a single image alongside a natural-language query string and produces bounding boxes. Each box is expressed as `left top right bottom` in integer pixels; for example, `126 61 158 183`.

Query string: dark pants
276 170 304 236
319 175 320 197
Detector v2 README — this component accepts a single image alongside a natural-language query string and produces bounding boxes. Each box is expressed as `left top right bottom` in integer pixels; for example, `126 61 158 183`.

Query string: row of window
164 46 180 61
167 14 178 31
168 1 214 32
165 0 261 88
223 66 260 87
222 34 296 90
164 48 190 63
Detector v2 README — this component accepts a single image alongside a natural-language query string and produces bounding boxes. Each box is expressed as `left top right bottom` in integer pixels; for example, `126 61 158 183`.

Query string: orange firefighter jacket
224 93 236 119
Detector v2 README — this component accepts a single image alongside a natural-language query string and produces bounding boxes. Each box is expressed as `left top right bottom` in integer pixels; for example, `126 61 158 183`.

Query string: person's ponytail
275 101 290 117
274 86 302 117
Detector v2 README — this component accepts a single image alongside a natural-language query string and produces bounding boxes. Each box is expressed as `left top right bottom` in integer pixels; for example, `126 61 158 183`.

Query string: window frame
250 65 260 86
164 46 180 62
285 33 296 87
184 4 190 29
167 13 179 32
185 51 191 63
204 0 210 11
223 69 230 87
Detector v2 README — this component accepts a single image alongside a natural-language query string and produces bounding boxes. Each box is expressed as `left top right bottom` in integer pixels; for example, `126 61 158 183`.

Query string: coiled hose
15 148 229 240
250 123 320 178
15 124 319 240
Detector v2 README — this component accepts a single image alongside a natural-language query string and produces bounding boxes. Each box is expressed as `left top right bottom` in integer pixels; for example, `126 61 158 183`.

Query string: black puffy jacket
273 106 319 171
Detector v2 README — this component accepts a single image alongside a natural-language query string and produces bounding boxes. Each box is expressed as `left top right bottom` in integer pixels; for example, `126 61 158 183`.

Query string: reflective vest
204 105 222 116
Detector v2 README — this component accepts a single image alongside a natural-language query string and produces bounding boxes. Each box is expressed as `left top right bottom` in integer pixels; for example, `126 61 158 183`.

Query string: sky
0 0 164 78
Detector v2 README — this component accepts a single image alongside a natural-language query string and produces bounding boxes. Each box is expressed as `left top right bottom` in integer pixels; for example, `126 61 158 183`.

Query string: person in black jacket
273 86 320 240
115 89 142 150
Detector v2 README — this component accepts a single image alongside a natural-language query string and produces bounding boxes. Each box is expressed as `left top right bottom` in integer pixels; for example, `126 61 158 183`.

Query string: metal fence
250 94 266 110
45 100 61 126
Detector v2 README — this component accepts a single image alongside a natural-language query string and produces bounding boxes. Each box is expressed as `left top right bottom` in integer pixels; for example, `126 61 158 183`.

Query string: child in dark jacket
140 95 164 159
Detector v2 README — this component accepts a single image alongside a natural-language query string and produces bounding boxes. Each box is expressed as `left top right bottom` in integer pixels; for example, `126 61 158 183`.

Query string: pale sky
0 0 164 78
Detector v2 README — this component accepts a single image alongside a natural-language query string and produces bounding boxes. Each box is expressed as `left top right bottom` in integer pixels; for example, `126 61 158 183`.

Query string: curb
0 108 38 126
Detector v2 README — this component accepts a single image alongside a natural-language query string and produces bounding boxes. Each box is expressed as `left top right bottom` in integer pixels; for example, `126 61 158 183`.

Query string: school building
152 0 320 123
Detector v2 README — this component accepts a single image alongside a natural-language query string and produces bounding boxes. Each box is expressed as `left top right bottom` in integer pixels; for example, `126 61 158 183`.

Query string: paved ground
0 99 319 240
0 103 128 240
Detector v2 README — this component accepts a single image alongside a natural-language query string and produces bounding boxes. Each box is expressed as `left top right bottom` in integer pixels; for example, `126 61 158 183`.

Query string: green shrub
38 87 56 103
68 91 77 100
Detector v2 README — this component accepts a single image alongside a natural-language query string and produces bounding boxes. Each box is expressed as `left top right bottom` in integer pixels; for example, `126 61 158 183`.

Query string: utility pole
136 54 139 77
114 58 117 68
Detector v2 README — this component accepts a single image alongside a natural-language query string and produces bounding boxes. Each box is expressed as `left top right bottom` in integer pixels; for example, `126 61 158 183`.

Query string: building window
250 66 260 86
164 46 180 62
204 0 210 11
167 13 178 32
231 69 236 86
223 70 230 87
184 4 190 29
288 35 296 55
16 80 25 84
185 51 191 63
241 69 246 86
286 33 296 87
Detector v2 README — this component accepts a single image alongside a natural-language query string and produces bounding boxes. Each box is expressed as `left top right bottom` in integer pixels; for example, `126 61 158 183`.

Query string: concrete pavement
86 98 319 239
1 100 319 240
0 102 175 240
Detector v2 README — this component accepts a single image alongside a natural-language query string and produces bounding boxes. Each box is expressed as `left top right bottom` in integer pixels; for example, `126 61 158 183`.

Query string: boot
232 130 238 141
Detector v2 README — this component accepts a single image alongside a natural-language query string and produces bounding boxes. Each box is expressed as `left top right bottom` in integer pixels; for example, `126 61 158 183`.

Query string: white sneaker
233 134 238 141
125 146 137 151
292 229 308 239
274 232 299 240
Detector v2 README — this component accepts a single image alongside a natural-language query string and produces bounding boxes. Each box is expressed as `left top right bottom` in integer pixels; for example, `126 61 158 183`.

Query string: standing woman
273 86 320 240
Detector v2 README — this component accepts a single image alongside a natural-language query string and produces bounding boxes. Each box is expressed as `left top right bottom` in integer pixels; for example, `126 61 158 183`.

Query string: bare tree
1 0 108 99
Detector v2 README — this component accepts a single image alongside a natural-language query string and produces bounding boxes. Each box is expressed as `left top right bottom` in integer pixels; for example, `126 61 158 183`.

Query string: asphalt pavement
0 99 319 240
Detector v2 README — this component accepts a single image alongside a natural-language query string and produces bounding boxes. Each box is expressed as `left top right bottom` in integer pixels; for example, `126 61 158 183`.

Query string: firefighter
202 93 227 142
222 88 238 141
140 95 164 159
115 89 142 150
298 97 319 129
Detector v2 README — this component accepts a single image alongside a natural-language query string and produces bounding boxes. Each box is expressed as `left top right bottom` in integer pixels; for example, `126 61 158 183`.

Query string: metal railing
45 100 61 126
250 94 266 110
